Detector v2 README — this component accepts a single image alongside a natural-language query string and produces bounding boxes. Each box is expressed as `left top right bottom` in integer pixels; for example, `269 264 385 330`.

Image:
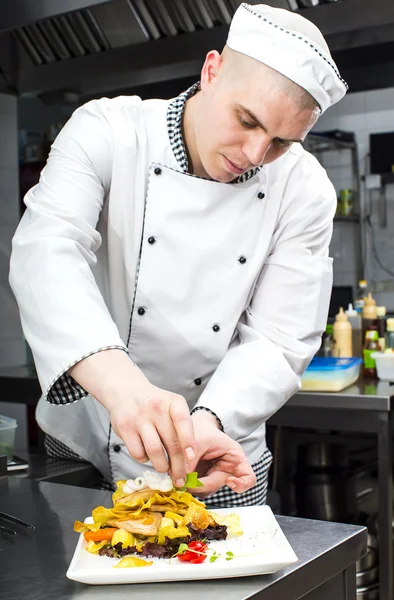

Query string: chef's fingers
138 424 169 473
168 395 198 466
155 418 188 487
225 471 256 494
189 470 228 496
123 431 149 464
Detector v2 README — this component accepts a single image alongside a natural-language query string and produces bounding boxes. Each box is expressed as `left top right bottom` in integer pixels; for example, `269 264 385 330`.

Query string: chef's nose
243 133 272 167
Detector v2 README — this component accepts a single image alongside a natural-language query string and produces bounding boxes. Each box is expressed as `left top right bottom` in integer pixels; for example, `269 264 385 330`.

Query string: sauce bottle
363 326 381 379
333 307 352 358
362 293 377 341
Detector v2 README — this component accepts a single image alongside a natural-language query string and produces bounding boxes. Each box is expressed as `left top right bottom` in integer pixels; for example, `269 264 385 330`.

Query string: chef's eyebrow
237 105 304 144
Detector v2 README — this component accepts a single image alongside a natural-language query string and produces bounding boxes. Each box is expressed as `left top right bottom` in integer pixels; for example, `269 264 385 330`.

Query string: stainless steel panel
0 0 112 33
148 0 178 36
53 15 87 57
24 22 57 62
171 0 196 33
37 20 72 60
85 8 111 50
90 0 148 47
128 0 161 40
13 28 44 65
67 11 101 52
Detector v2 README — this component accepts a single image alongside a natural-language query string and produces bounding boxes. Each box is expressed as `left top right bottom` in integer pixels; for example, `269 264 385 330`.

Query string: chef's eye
275 138 292 148
238 114 256 129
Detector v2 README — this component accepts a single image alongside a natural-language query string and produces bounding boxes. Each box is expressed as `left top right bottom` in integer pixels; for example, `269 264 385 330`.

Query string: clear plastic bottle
355 280 369 314
345 303 362 357
376 306 387 352
333 307 353 358
386 318 394 353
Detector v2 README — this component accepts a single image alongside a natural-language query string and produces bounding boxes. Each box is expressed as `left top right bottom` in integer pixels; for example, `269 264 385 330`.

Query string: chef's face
189 48 321 183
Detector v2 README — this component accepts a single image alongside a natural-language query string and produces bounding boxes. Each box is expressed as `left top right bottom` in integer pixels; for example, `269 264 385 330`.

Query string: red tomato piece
177 541 208 563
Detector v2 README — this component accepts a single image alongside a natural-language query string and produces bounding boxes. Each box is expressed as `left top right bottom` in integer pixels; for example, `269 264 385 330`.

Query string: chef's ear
200 50 223 90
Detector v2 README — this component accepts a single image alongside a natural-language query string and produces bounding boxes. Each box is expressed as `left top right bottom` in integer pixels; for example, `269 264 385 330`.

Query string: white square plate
66 505 298 585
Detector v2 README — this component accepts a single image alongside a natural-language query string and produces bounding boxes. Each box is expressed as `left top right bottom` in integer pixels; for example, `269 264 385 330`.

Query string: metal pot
356 565 379 588
356 532 379 573
357 584 379 599
295 469 358 522
297 442 349 470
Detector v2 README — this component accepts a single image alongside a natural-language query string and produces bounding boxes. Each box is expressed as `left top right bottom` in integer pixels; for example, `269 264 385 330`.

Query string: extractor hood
0 0 394 99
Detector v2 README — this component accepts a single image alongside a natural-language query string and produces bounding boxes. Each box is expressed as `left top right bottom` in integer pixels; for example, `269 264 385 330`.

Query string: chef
10 3 347 507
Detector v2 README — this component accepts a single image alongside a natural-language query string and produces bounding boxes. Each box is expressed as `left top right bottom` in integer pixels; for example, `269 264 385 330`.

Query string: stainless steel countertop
288 379 394 412
1 365 393 412
0 478 366 600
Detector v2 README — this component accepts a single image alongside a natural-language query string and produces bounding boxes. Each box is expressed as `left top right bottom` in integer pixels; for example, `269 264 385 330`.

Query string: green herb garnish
184 472 203 489
209 553 220 563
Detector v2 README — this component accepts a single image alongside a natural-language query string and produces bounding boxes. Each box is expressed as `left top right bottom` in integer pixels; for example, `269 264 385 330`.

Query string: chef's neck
182 91 210 180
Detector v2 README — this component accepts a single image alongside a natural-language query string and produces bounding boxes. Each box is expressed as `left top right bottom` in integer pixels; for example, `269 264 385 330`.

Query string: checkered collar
167 82 261 183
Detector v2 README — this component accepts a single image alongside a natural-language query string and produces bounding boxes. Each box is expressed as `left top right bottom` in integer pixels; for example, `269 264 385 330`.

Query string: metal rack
303 132 365 283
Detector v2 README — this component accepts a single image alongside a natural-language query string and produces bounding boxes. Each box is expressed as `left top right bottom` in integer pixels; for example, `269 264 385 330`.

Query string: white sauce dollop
123 470 174 494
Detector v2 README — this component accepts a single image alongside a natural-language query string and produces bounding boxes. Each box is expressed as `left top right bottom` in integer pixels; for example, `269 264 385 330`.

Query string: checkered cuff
190 406 224 432
46 345 128 405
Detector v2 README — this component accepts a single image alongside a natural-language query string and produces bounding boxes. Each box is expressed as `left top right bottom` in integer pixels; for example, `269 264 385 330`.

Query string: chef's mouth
223 156 247 175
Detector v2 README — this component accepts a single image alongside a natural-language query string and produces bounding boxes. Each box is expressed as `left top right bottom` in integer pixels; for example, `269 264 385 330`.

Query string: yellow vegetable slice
157 525 191 546
159 517 174 529
85 540 109 554
114 557 153 568
208 512 243 535
164 511 183 524
73 520 101 533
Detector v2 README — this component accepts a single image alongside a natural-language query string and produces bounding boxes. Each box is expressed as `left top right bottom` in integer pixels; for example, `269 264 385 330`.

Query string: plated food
74 471 242 568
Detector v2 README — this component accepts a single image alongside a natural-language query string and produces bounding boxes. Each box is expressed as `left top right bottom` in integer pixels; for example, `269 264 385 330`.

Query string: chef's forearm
68 349 148 411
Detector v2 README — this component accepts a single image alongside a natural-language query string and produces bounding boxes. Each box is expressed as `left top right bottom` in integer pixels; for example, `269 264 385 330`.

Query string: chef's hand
68 349 197 487
109 381 197 486
186 410 256 498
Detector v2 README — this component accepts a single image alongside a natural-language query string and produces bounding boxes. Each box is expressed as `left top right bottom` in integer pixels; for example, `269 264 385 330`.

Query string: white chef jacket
9 92 335 484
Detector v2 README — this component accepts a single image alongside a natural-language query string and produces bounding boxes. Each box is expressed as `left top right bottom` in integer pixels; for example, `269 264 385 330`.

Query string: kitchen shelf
304 131 364 282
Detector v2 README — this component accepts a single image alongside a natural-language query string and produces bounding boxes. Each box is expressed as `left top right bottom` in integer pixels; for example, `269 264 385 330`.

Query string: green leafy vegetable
184 472 203 488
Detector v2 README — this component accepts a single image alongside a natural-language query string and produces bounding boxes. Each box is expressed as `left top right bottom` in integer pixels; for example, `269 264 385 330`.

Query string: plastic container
0 415 17 462
371 353 394 381
301 357 363 392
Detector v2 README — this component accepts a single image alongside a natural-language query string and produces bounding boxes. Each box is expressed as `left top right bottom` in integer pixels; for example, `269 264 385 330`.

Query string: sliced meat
107 511 162 536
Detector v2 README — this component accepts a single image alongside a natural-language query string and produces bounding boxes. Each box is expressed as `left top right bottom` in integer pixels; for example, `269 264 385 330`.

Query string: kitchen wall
312 87 394 310
0 93 26 368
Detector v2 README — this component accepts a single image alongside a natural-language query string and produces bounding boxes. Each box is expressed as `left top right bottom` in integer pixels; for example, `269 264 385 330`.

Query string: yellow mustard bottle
333 307 353 358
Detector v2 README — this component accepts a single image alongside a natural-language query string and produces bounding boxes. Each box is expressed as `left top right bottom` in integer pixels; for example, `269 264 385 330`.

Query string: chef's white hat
226 3 348 113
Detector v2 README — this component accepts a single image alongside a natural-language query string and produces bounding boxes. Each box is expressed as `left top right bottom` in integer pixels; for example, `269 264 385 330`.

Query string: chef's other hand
187 410 256 498
68 349 197 487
